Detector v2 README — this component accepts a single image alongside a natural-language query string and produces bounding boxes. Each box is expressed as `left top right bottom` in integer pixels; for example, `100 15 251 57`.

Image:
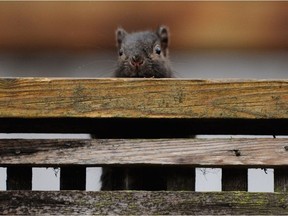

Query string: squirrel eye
155 45 161 55
119 49 124 56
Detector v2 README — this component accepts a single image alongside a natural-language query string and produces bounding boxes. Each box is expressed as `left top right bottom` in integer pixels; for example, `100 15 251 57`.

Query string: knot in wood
14 150 21 155
232 149 241 157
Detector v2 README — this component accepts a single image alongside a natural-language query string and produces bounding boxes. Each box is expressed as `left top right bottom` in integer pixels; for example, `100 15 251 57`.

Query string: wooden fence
0 78 288 215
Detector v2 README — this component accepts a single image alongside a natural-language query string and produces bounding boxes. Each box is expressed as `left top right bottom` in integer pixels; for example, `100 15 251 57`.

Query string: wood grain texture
0 78 287 119
1 138 288 167
1 191 288 215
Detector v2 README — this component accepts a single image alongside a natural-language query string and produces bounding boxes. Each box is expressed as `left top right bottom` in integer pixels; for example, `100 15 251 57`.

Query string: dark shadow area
0 118 287 137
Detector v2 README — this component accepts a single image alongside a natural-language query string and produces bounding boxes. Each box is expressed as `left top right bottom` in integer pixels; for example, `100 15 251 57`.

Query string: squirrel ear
156 25 169 51
116 28 127 47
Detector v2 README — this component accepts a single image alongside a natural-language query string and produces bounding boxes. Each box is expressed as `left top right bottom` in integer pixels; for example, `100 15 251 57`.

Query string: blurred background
0 1 287 191
0 1 287 78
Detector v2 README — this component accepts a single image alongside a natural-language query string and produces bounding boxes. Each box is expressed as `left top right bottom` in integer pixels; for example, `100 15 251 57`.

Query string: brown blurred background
0 1 288 78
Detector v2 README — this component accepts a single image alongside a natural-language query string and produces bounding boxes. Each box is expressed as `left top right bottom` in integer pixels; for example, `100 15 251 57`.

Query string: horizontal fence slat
0 191 288 215
1 138 288 167
0 78 287 119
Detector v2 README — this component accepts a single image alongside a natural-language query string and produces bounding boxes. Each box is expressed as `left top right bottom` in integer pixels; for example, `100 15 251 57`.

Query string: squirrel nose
131 55 144 67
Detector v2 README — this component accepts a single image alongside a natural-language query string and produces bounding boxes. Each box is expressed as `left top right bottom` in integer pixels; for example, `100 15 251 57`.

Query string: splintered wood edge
0 78 287 119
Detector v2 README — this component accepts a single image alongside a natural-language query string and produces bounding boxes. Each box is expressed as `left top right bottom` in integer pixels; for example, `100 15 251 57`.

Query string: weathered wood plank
0 78 287 119
1 191 288 215
1 138 288 167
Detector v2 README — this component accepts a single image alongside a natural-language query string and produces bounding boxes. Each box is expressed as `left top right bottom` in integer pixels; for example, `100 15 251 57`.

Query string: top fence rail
0 78 287 119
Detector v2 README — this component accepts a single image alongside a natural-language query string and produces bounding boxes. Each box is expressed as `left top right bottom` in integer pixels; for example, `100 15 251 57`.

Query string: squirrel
101 26 173 191
114 26 173 78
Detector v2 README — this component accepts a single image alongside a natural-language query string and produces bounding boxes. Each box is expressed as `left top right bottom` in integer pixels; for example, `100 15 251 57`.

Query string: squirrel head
114 26 172 78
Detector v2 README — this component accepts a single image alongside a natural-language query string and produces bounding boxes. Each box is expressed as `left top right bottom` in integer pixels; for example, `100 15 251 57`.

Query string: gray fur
114 26 173 78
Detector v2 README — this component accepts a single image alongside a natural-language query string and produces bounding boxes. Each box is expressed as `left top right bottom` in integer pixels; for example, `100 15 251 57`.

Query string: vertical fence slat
101 167 130 190
102 167 195 191
167 167 195 191
102 167 169 190
222 168 247 191
274 168 288 192
60 166 86 190
6 167 32 190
